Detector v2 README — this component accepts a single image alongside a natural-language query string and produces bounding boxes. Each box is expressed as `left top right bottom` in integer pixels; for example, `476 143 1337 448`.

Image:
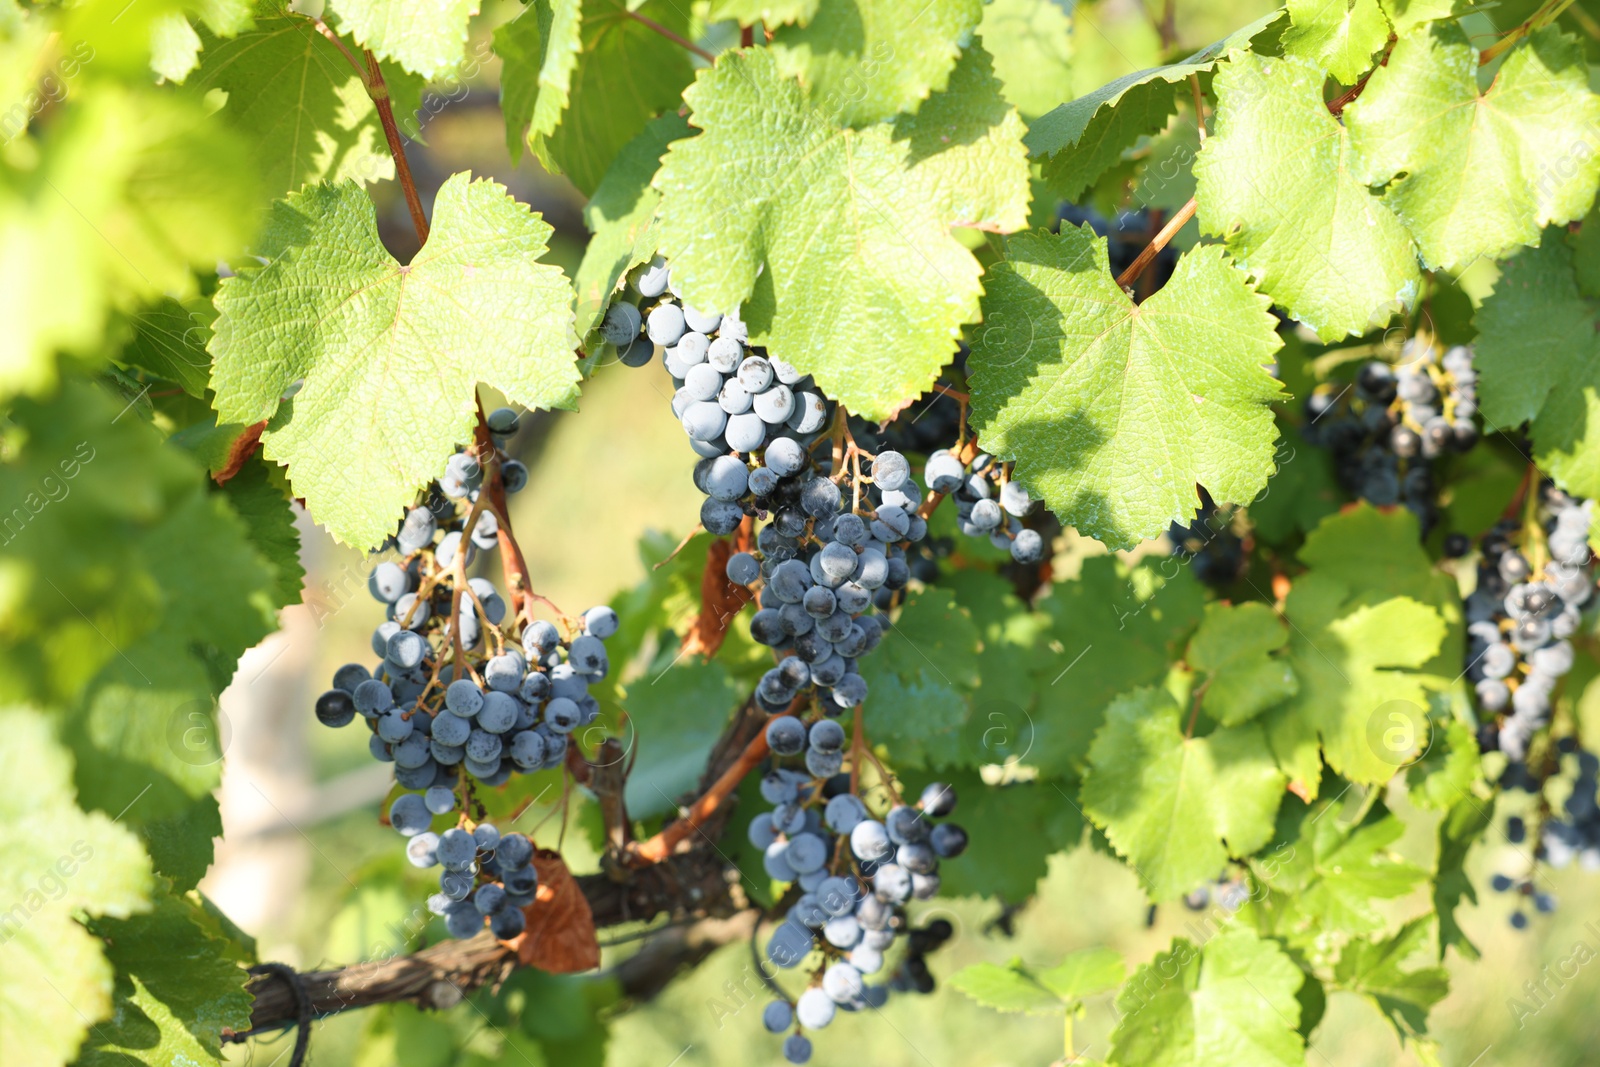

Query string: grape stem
1184 678 1210 739
651 523 705 572
472 405 574 633
448 478 494 685
627 720 774 866
1188 74 1207 144
1501 461 1539 524
1114 196 1196 290
1480 0 1577 64
363 50 430 246
1327 34 1396 116
624 9 717 63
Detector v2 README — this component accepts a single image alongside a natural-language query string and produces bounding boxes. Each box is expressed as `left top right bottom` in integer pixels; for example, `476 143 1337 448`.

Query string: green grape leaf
1029 556 1206 775
654 48 1003 420
942 569 1053 767
1035 946 1126 1001
948 960 1069 1015
1573 203 1600 298
0 707 152 1067
861 587 982 769
193 10 425 198
1434 796 1491 961
1405 716 1480 812
1247 421 1341 544
495 0 581 164
890 40 1031 232
1345 24 1600 270
69 480 279 848
78 887 252 1066
1025 10 1284 201
1082 687 1286 901
1474 233 1600 500
191 891 259 965
0 88 261 403
209 175 579 549
967 226 1285 551
1264 505 1457 793
767 0 984 126
119 297 215 398
1250 796 1428 947
1282 0 1391 83
1034 76 1177 203
573 113 692 340
928 768 1083 900
1331 918 1450 1038
0 381 276 731
1380 0 1461 33
151 12 203 83
620 659 744 819
220 456 305 610
504 0 695 196
1189 601 1299 726
1193 52 1420 341
976 0 1073 120
328 0 478 80
1109 926 1305 1067
138 797 224 894
708 0 818 25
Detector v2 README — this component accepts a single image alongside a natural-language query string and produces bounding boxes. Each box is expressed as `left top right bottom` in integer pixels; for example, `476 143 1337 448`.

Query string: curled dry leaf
679 525 755 660
213 420 268 485
507 849 600 972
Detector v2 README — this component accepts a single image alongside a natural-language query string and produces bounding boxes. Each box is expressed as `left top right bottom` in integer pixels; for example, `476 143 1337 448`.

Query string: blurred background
205 1 1600 1065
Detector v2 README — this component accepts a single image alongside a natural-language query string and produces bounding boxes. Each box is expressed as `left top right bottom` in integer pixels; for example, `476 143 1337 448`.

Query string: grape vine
14 2 1600 1067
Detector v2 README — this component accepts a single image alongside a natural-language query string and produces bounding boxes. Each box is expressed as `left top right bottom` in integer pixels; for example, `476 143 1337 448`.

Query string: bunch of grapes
1484 812 1561 927
1466 487 1593 761
599 258 833 538
924 447 1044 565
1538 746 1600 877
594 261 973 1063
604 258 940 711
1167 490 1245 588
1182 873 1250 913
312 427 621 941
1488 738 1599 930
1303 341 1479 531
751 768 967 1064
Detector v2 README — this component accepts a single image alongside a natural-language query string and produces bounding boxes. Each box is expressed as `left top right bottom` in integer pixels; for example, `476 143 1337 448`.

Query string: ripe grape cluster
923 446 1043 564
1491 738 1597 930
751 770 967 1064
596 261 971 1063
1465 487 1593 761
312 425 622 940
1537 745 1600 878
1303 341 1479 531
606 257 942 712
600 258 832 540
1167 490 1245 588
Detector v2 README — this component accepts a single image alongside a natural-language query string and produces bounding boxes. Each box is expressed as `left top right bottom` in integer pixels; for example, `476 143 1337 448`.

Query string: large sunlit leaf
209 175 579 548
968 225 1284 550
